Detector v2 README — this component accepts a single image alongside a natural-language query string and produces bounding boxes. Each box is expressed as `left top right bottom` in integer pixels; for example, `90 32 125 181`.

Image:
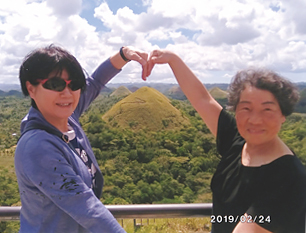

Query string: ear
26 81 36 99
281 115 286 124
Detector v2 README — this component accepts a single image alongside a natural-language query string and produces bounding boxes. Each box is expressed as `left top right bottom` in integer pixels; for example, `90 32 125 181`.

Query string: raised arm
75 47 150 118
110 46 150 80
148 50 223 137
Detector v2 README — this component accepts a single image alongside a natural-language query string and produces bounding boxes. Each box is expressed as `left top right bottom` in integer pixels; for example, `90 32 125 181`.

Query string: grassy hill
165 86 229 102
167 86 186 100
209 87 228 99
102 86 190 131
110 86 132 98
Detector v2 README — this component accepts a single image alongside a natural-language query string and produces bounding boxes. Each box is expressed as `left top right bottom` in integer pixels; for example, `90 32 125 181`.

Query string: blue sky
1 0 306 84
80 0 147 31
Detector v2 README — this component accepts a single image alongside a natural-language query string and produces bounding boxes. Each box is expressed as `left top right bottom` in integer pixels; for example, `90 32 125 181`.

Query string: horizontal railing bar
0 203 213 221
108 203 213 219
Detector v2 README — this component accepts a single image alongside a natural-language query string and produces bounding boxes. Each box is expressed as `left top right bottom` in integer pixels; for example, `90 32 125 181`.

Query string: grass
110 86 132 98
0 154 15 171
208 87 228 99
2 217 212 233
119 217 211 233
102 86 190 131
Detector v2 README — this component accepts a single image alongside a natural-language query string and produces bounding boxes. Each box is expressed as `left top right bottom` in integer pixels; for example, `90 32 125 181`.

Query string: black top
211 109 306 233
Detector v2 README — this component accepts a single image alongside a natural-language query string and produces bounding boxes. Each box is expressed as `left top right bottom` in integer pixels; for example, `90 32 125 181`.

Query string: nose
248 111 263 125
60 86 73 96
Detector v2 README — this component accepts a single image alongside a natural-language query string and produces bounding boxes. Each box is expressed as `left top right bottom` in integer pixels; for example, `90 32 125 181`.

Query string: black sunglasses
37 77 83 92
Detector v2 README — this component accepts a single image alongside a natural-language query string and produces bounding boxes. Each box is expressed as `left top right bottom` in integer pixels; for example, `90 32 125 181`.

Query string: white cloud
46 0 82 17
1 0 306 85
0 0 105 84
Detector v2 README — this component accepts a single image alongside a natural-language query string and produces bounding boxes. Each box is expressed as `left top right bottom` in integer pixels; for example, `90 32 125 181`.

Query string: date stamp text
211 215 271 224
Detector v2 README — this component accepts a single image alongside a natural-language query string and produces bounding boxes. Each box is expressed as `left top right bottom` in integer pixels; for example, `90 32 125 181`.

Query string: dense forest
0 85 306 232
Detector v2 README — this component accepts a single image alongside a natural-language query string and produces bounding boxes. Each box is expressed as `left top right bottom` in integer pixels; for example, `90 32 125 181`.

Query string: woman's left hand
113 46 150 81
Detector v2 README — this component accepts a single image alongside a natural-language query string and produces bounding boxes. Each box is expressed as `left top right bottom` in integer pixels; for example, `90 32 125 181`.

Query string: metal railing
0 203 213 221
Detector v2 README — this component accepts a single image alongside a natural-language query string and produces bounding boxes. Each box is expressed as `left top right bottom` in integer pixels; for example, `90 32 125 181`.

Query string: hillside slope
167 86 186 100
209 87 228 99
102 86 190 131
110 86 132 98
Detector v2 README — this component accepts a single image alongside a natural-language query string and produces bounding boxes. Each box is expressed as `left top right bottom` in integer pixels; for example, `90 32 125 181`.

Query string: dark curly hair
19 44 86 107
227 68 300 116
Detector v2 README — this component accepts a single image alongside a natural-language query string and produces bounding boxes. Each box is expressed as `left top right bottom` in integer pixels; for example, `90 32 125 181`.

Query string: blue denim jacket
15 59 126 233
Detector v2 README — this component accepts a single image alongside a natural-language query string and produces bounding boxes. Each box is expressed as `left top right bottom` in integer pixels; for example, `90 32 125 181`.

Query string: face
235 85 286 146
26 69 81 130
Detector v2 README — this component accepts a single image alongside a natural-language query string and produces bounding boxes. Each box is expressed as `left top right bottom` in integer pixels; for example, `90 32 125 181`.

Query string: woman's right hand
149 49 176 64
146 50 178 79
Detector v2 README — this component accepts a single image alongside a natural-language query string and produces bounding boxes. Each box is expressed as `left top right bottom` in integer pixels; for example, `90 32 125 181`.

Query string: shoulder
217 109 244 157
15 130 67 166
284 156 306 189
18 129 61 149
258 155 306 198
266 155 306 178
217 109 238 138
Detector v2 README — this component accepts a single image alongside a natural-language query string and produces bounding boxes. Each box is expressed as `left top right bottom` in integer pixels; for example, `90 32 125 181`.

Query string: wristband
120 46 131 62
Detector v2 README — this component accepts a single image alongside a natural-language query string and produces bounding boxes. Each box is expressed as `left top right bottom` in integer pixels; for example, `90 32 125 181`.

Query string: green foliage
280 113 306 165
295 88 306 113
0 221 20 233
80 95 220 205
0 96 30 149
129 218 211 233
0 166 19 206
0 92 306 232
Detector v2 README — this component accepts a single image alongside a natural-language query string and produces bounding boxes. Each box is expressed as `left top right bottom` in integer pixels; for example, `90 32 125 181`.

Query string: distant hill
100 86 113 94
102 86 190 131
209 87 228 99
165 86 228 104
296 82 306 91
208 87 228 107
165 85 229 101
295 88 306 113
128 86 139 92
110 86 132 98
0 84 21 91
106 83 229 97
0 89 23 97
167 86 186 100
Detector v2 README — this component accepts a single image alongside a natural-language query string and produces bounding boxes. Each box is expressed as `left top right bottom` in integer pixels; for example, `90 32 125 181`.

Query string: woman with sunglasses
15 44 149 233
147 50 306 233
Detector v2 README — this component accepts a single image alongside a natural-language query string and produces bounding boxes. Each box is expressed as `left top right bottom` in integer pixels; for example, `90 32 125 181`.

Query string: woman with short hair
15 45 149 233
148 50 306 233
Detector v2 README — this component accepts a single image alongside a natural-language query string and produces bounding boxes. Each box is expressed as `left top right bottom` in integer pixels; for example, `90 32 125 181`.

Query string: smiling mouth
248 129 265 134
56 103 72 107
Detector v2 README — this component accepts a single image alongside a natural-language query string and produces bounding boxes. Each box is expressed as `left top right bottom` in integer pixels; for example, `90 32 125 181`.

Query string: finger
135 52 150 81
149 50 166 65
142 62 154 81
148 50 160 61
131 51 147 66
123 48 153 80
146 60 155 77
142 62 148 81
138 52 149 80
145 50 162 80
